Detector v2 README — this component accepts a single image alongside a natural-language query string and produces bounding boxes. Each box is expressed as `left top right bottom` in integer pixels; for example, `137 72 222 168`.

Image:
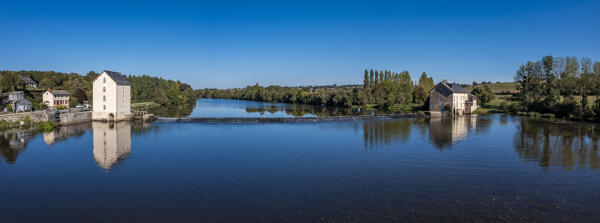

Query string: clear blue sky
1 0 599 89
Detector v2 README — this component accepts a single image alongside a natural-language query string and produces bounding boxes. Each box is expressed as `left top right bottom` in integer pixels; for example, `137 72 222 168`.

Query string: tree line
514 56 600 121
0 70 195 110
198 69 435 113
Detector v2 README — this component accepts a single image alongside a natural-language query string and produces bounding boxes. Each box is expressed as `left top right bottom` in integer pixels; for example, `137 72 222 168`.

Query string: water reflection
428 116 478 149
0 128 35 164
1 115 600 172
362 116 482 149
93 122 132 170
514 119 600 170
190 98 365 117
43 122 90 146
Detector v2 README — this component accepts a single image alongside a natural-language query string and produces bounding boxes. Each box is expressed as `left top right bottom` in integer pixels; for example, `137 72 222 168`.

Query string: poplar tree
364 69 369 88
369 69 374 86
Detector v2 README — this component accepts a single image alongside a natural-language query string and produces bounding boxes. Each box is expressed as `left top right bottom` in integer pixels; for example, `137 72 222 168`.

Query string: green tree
413 85 428 104
418 72 434 91
363 69 369 88
72 88 87 104
471 85 494 107
541 55 559 113
369 69 374 86
0 72 25 91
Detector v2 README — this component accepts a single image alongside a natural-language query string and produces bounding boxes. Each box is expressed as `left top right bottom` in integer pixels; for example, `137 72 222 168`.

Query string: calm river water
1 99 599 222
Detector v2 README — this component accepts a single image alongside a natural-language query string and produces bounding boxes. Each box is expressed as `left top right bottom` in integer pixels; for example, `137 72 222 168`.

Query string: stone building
429 81 477 116
92 70 132 121
5 91 32 112
43 90 70 109
21 76 38 89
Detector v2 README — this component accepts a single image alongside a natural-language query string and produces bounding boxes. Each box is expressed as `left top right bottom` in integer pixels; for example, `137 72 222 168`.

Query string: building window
439 96 442 102
103 78 106 83
103 105 106 110
103 87 106 92
103 95 106 101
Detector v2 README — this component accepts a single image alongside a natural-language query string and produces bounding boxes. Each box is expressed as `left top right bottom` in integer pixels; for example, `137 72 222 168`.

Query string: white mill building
92 70 133 121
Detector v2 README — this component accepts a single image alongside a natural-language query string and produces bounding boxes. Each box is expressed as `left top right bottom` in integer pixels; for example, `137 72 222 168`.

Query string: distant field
464 82 518 94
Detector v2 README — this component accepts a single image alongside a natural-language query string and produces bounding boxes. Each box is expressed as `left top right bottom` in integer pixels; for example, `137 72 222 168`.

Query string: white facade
43 90 70 108
92 71 132 121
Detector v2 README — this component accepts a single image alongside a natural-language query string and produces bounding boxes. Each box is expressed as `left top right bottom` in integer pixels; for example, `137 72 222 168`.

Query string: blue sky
1 0 599 88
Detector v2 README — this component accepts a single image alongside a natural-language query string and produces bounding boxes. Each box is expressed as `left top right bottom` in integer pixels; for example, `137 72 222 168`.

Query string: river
1 99 599 222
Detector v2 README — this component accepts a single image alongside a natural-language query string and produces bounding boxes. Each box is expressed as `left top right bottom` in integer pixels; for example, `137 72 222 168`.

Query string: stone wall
0 111 53 123
59 111 92 124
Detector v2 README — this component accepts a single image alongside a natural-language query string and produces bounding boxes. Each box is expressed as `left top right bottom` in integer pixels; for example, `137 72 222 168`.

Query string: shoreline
156 113 420 123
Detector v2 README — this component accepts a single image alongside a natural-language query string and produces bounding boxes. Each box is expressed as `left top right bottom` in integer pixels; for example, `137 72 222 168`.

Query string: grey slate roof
49 90 70 96
433 81 467 96
20 76 37 85
14 98 31 105
443 82 467 93
102 70 131 86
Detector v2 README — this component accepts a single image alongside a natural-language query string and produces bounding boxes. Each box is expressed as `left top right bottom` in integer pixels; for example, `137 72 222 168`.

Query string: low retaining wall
0 111 53 123
59 111 92 125
156 114 418 123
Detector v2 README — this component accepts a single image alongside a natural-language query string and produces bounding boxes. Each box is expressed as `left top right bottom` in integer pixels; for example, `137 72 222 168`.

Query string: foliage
72 88 87 104
0 71 25 91
199 69 433 114
129 75 196 106
37 121 55 132
0 70 196 110
514 55 600 121
471 85 495 107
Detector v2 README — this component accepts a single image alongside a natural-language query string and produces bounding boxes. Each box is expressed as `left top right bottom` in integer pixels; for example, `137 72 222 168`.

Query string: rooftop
102 70 131 86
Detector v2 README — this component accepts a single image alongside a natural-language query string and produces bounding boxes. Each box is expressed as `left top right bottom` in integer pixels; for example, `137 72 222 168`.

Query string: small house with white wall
429 81 477 116
5 91 32 112
43 90 70 109
92 70 132 121
21 76 38 89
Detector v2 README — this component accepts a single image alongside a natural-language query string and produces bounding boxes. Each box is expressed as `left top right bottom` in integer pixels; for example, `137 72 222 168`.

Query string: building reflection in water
362 116 481 149
43 122 90 146
93 122 132 171
428 116 478 149
514 119 600 170
0 128 35 164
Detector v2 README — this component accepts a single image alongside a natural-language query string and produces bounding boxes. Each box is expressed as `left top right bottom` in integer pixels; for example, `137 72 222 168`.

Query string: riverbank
157 113 420 123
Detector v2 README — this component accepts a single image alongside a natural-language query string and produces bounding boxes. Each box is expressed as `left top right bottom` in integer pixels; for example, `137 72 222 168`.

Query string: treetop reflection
1 115 599 171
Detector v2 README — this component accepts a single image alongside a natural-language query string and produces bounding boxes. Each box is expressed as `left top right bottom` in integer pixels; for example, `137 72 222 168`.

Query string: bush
540 113 555 119
37 121 55 131
21 116 33 125
416 111 426 116
508 102 526 113
528 112 541 118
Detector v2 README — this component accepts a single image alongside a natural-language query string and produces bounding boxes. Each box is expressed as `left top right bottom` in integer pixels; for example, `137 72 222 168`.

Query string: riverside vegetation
200 56 600 122
198 70 436 113
0 70 196 115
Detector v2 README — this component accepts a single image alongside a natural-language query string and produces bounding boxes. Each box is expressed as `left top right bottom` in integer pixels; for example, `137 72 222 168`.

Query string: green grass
132 102 161 109
474 94 519 113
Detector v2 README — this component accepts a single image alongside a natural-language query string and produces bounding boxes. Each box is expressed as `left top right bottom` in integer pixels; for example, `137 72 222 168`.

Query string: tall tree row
515 55 600 120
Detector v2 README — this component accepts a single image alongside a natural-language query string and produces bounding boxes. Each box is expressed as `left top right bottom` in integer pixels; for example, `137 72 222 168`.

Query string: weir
156 114 418 123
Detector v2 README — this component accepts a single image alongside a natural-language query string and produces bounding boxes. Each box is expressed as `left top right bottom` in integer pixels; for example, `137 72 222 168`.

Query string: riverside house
92 70 132 121
43 90 70 109
5 91 32 112
429 81 477 116
21 75 38 89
